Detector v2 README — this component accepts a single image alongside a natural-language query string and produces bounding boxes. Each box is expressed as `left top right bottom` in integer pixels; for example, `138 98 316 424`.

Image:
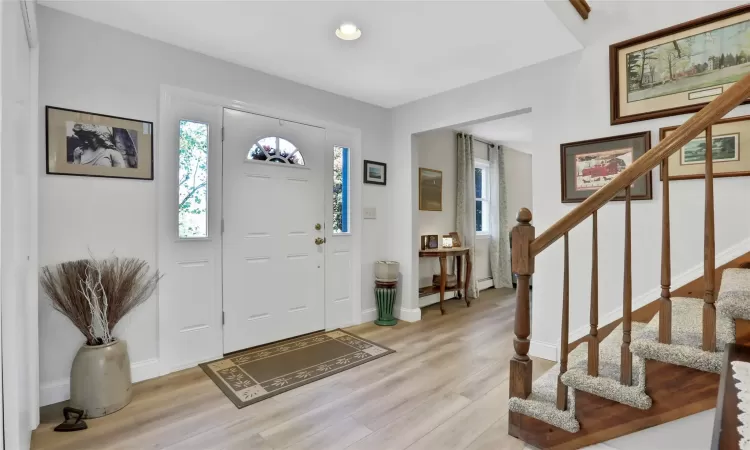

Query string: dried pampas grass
40 256 162 346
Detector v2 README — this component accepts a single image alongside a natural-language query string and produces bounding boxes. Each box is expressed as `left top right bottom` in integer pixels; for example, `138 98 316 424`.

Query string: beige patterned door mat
200 330 394 408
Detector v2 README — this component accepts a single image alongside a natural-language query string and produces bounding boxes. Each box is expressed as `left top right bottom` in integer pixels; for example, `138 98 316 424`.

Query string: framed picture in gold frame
659 114 750 181
419 168 442 211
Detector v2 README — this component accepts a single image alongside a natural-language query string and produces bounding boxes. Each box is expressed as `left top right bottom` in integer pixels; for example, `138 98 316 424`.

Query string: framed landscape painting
419 168 442 211
363 160 387 185
610 5 750 124
659 114 750 181
560 132 652 203
46 106 154 180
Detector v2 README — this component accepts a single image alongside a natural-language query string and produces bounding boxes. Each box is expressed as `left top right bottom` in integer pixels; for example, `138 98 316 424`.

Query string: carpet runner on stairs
509 268 750 434
631 297 734 373
562 323 651 410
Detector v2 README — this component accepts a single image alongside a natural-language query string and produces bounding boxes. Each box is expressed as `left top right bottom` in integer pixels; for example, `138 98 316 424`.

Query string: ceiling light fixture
336 22 361 41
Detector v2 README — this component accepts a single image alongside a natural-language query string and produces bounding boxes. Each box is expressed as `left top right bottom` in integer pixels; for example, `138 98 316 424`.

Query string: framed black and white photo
46 106 154 180
363 160 387 185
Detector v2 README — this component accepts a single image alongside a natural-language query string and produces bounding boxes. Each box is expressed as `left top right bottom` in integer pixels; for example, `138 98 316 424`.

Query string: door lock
315 237 326 245
315 223 322 231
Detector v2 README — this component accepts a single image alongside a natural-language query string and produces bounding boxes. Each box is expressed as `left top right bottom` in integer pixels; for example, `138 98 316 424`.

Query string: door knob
315 237 326 245
315 223 322 230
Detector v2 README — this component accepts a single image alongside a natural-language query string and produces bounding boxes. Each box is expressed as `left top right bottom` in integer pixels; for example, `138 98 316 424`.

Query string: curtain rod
457 132 495 147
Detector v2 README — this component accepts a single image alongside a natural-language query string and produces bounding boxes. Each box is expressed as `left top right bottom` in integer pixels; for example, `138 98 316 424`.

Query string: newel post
510 208 535 399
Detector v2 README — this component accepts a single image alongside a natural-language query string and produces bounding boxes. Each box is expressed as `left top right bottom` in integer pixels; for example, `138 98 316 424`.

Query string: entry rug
731 360 750 449
200 330 394 408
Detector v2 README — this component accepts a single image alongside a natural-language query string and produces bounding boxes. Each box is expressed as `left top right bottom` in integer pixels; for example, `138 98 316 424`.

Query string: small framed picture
46 106 154 180
660 114 750 181
363 160 387 185
449 232 462 248
560 131 652 203
427 235 439 249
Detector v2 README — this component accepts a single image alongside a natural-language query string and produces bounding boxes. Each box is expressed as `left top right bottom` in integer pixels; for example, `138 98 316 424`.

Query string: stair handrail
530 73 750 257
508 72 750 416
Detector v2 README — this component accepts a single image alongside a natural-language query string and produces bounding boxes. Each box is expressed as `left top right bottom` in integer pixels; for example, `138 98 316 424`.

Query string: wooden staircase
507 73 750 449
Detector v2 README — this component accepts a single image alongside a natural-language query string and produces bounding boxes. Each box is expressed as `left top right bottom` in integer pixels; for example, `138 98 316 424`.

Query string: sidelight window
178 120 209 239
333 146 350 234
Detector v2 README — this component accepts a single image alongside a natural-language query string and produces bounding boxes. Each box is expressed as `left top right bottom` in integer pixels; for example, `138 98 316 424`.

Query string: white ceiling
455 112 533 153
40 1 582 108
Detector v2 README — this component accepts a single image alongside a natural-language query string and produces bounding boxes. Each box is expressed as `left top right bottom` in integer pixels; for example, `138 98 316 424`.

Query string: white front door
222 109 326 353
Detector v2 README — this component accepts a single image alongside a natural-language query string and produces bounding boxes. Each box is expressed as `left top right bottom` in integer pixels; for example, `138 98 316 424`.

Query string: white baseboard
418 278 495 308
529 339 558 361
398 307 422 322
418 291 458 308
566 236 750 346
361 307 377 322
478 278 495 291
40 357 160 406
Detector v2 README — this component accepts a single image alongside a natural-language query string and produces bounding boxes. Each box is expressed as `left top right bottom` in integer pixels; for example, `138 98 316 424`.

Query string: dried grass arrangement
40 256 162 346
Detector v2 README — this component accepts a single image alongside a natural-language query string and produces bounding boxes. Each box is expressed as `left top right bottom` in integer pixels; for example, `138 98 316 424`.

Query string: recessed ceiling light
336 23 361 41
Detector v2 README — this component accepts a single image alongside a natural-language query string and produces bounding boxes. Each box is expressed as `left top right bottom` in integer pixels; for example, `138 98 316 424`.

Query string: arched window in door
247 136 305 165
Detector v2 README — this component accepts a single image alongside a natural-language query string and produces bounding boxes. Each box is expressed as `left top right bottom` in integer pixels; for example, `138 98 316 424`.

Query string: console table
418 247 472 315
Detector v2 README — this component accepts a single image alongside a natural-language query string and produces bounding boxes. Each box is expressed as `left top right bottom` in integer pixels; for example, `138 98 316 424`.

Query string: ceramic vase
374 260 399 281
70 339 132 418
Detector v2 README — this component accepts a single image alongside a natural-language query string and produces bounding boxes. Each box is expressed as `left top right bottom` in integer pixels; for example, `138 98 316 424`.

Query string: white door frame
157 85 362 376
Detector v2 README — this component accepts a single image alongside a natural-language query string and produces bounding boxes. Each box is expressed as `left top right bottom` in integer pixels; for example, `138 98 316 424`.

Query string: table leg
456 255 463 299
439 255 447 315
465 254 472 307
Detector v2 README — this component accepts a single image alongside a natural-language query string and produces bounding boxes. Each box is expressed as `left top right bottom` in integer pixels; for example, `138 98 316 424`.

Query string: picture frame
427 235 439 249
449 231 462 248
419 168 443 211
560 131 652 203
610 5 750 125
46 106 154 180
659 114 750 181
363 160 387 185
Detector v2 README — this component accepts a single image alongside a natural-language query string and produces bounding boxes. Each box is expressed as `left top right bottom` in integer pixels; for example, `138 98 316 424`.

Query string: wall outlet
363 207 377 219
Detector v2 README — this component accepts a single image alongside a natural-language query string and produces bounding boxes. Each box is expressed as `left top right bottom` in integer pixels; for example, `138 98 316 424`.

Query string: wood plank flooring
32 288 553 450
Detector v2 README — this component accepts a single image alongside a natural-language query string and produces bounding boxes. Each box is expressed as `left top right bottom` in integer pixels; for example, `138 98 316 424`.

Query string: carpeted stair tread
508 363 579 433
717 268 750 320
561 323 651 409
631 297 734 373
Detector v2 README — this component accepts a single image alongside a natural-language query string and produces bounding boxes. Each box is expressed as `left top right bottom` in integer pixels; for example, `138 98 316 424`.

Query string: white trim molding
529 339 558 362
398 307 422 322
361 307 378 323
40 358 160 406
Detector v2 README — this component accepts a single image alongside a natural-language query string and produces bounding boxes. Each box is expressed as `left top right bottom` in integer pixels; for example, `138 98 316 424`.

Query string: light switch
363 207 377 219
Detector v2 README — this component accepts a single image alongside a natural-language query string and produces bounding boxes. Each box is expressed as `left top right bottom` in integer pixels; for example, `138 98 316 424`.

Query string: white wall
503 145 533 225
2 0 38 447
414 129 532 302
37 6 393 405
391 1 750 359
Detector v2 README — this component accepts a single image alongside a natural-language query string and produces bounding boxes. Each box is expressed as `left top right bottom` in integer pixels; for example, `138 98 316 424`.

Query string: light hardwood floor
32 288 554 450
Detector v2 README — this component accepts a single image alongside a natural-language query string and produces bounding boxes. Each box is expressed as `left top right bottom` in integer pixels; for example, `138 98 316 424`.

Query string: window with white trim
247 136 304 165
475 159 489 235
178 120 209 239
333 146 350 234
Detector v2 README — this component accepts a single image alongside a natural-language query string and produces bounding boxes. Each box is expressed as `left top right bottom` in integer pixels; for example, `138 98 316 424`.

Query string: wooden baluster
557 233 570 410
703 126 717 351
588 211 599 376
510 208 535 399
660 160 672 344
621 187 633 386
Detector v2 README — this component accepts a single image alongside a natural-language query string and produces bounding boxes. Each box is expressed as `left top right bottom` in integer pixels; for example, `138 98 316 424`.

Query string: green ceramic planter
374 284 398 326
